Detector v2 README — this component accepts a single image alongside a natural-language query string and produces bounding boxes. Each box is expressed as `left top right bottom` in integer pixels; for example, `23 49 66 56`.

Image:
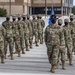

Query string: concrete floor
0 43 75 75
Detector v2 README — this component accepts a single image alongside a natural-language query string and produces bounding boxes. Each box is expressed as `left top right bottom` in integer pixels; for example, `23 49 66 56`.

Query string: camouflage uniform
32 15 39 46
37 16 43 44
0 25 5 63
17 16 25 54
39 16 45 44
69 15 75 54
45 15 65 73
27 15 33 48
63 19 73 65
58 19 66 66
22 15 30 51
45 24 65 72
2 17 14 60
12 16 21 57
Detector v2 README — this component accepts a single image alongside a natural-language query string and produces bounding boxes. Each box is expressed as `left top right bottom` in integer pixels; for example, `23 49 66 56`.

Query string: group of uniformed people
45 14 75 73
0 14 45 64
0 13 75 73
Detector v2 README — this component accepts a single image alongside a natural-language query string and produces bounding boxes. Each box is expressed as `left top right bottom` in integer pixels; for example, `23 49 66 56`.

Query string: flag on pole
48 8 54 25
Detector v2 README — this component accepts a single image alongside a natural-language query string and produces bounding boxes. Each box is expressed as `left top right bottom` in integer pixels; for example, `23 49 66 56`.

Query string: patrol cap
64 19 69 22
39 15 42 18
27 15 30 18
22 13 26 17
22 15 26 18
38 14 42 18
12 15 16 19
6 15 10 18
70 15 74 18
37 15 40 18
58 19 62 23
49 14 57 20
17 14 21 18
32 15 36 18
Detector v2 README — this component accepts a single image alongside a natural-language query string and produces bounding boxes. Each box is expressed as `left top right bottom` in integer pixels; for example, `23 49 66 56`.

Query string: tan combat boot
36 42 39 47
30 43 33 49
54 64 58 69
26 46 29 51
40 41 43 44
10 53 14 60
62 61 66 70
50 65 55 73
69 58 73 66
5 54 6 59
1 56 5 63
18 51 21 57
22 49 25 54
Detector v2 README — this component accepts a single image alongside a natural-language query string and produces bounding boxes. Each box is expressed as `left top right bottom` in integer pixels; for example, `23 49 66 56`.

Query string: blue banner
48 8 54 25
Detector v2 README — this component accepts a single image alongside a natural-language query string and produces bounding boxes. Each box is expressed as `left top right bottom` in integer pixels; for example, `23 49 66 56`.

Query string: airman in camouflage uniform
22 15 30 51
45 15 65 73
17 16 25 54
63 19 73 65
12 15 21 57
2 16 14 60
69 15 75 54
37 15 43 44
0 25 5 63
32 15 39 46
58 19 66 68
39 15 45 43
27 15 33 49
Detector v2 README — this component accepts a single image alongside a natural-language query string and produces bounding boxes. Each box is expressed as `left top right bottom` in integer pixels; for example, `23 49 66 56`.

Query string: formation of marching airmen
0 14 45 63
45 14 75 73
0 13 75 73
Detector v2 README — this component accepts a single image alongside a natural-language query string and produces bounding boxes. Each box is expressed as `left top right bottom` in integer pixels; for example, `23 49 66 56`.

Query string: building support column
27 7 29 15
61 7 63 15
30 7 32 15
66 7 67 15
45 7 47 17
70 7 72 14
68 7 70 15
9 0 11 16
45 0 47 18
27 0 29 15
61 0 63 15
23 5 25 14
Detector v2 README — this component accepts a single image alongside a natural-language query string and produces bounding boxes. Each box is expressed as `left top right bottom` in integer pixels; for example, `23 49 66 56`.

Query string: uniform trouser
66 44 73 59
4 37 13 54
42 29 44 42
47 45 59 65
13 36 21 52
72 38 75 52
24 33 29 47
38 31 43 43
29 33 33 45
58 47 66 62
20 35 25 51
34 31 39 43
0 41 5 57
